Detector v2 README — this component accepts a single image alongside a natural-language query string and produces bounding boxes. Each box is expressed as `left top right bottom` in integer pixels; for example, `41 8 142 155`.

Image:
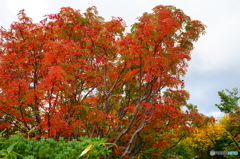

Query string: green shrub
0 133 113 159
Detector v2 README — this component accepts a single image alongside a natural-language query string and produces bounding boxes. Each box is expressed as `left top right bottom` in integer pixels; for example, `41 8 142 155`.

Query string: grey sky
1 0 240 117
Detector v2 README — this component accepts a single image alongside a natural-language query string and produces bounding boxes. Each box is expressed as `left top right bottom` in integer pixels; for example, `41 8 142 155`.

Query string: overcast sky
1 0 240 118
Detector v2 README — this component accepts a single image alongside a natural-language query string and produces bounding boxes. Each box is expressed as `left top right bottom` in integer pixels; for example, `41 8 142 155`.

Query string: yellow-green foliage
183 118 226 150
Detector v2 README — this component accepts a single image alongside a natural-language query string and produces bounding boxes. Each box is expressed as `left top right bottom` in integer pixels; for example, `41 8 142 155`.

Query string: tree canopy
215 88 240 113
0 5 206 158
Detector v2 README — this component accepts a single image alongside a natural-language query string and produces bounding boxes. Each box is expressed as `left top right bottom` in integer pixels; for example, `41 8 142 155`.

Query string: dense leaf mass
0 5 206 158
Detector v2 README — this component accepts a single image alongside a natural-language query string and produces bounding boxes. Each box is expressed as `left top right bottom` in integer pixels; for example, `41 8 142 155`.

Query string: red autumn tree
0 5 206 158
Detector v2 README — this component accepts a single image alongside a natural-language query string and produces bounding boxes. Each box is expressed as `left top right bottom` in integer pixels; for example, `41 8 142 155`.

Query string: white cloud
193 17 240 73
7 0 48 23
211 111 224 118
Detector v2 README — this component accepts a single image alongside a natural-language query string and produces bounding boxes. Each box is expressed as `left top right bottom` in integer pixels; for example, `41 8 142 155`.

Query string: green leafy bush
0 133 113 159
